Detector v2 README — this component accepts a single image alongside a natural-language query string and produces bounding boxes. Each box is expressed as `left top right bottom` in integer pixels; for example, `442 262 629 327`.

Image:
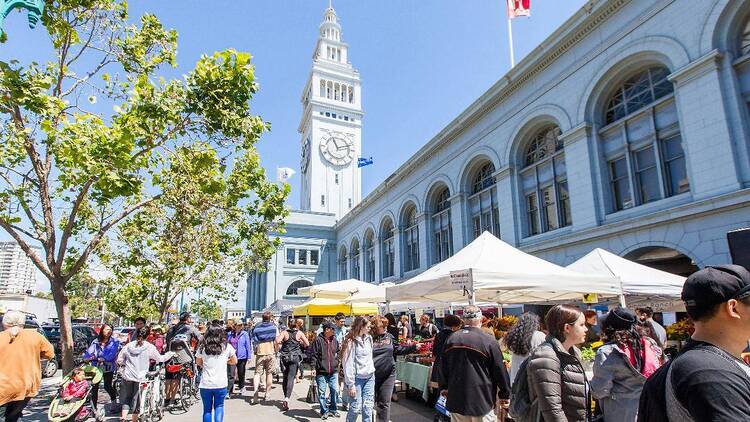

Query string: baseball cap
682 265 750 308
322 322 336 331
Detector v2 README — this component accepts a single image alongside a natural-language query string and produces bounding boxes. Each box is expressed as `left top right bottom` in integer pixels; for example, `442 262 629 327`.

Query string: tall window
402 206 420 272
431 187 453 264
364 231 376 282
520 126 571 237
338 247 348 279
350 239 361 280
600 66 688 212
286 279 312 296
381 220 395 278
468 162 500 239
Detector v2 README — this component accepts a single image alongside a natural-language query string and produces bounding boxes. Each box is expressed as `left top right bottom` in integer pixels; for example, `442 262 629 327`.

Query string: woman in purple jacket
83 324 121 408
227 321 252 393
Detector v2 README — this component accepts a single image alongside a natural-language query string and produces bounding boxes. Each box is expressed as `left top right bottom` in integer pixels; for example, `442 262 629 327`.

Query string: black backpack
509 356 538 422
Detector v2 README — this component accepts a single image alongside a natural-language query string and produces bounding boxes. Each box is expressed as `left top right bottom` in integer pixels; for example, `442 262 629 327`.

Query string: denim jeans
199 388 227 422
316 373 339 415
346 375 375 422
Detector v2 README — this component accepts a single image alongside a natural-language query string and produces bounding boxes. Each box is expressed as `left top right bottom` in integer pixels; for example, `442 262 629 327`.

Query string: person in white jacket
341 316 375 422
116 327 174 422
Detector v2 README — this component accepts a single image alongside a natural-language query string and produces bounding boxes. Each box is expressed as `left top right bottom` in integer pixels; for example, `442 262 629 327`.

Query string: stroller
47 365 106 422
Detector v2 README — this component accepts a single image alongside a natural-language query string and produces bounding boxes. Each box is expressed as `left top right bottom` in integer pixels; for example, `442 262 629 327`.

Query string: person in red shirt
147 325 166 353
53 368 89 418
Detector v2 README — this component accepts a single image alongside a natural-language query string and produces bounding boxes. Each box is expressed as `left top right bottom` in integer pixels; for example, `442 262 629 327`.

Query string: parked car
41 324 98 367
114 326 135 343
0 314 57 377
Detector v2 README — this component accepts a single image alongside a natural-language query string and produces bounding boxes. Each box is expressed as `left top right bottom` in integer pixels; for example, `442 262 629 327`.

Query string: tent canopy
386 232 622 304
298 279 377 299
293 297 378 316
566 248 685 301
345 283 395 303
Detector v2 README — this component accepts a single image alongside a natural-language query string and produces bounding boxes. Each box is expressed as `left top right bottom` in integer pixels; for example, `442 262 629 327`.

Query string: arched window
740 18 750 56
520 126 571 237
338 246 348 279
381 219 395 278
364 230 376 282
431 187 453 264
402 205 420 272
600 66 688 212
350 239 361 280
286 279 312 296
468 162 500 240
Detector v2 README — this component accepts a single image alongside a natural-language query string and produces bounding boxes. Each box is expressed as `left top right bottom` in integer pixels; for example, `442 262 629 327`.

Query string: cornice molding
560 122 592 147
493 166 513 181
668 49 723 87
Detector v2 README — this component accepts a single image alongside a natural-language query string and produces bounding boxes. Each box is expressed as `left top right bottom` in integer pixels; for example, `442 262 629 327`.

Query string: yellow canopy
293 297 378 316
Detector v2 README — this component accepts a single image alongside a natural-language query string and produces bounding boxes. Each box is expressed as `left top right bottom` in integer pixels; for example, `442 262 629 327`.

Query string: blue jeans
316 373 339 415
346 375 375 422
200 388 226 422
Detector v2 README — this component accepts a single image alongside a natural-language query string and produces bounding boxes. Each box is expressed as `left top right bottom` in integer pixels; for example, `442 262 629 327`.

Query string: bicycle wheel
179 376 192 410
156 379 165 420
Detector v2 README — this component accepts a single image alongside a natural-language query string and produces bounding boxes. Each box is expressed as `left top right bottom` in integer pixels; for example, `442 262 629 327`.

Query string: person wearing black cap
638 265 750 422
591 307 662 422
165 312 202 406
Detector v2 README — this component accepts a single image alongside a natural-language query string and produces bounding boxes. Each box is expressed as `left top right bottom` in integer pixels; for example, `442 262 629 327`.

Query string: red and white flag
507 0 531 19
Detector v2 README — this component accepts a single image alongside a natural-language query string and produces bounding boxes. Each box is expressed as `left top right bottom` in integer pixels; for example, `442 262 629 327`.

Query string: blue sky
4 1 589 290
4 0 588 209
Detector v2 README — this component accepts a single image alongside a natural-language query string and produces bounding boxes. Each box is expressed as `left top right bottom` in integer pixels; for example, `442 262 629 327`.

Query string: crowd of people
1 264 750 421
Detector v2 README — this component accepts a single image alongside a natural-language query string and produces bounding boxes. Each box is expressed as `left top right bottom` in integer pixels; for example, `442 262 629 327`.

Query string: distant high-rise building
0 241 39 294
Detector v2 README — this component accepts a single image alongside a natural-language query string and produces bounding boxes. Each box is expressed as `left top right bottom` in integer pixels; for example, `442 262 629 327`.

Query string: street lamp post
0 0 45 36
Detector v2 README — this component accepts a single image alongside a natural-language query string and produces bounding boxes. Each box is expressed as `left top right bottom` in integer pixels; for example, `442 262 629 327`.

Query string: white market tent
298 279 377 299
345 283 394 303
566 248 686 310
386 232 622 304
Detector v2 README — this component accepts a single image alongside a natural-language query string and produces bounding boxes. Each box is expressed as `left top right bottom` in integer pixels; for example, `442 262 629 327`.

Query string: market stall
386 231 622 305
292 297 378 316
566 248 686 310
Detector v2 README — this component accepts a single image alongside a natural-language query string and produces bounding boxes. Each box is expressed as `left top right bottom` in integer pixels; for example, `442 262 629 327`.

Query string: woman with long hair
83 323 120 409
503 312 546 385
591 307 662 422
341 316 376 422
276 318 310 411
370 315 418 422
116 327 174 422
196 325 238 422
526 305 591 422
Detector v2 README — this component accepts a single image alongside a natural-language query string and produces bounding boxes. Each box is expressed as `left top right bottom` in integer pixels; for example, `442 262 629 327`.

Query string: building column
669 50 742 199
560 123 599 231
417 212 429 272
494 166 518 246
324 242 336 282
449 193 466 253
393 226 403 279
374 235 382 282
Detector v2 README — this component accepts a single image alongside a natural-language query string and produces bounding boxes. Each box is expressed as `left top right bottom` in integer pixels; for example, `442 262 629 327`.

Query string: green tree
190 298 222 322
66 271 103 320
0 1 287 371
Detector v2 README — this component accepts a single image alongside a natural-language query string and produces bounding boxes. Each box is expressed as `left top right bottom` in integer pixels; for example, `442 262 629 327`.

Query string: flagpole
507 15 515 68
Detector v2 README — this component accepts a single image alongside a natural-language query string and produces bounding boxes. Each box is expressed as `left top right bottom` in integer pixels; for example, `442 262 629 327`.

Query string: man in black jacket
310 322 340 420
638 265 750 422
440 305 510 422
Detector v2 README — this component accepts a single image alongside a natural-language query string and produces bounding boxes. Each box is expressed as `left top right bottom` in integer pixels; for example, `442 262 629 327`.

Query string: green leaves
117 13 177 74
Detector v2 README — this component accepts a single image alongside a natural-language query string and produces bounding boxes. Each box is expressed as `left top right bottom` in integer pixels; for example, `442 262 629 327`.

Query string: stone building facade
247 0 750 312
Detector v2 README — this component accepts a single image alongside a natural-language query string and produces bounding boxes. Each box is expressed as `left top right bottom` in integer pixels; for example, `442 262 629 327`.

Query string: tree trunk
51 277 75 373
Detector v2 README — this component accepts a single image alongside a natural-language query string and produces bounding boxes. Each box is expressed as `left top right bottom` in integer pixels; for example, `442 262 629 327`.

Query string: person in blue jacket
83 323 121 409
227 321 252 394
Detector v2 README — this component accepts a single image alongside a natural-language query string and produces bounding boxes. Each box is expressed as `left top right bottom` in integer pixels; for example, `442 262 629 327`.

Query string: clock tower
299 4 362 219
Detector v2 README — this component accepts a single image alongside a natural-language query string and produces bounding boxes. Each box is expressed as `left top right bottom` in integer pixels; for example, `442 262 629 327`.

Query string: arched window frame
740 17 750 56
468 162 500 240
338 246 348 279
286 279 312 296
431 187 453 264
364 231 376 282
381 219 395 279
350 239 361 280
520 125 571 237
599 66 688 213
402 206 420 272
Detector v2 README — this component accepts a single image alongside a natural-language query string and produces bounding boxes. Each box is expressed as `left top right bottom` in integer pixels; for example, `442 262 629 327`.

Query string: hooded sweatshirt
343 334 375 388
117 340 172 382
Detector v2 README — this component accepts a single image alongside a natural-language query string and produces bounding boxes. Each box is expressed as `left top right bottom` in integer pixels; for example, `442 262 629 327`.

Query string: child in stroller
47 365 105 422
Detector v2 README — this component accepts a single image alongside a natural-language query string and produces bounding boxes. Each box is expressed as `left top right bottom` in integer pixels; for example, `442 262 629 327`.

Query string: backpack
509 356 539 422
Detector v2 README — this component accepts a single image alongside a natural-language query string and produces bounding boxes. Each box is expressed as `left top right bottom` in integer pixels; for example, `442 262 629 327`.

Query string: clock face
320 135 354 166
301 138 311 173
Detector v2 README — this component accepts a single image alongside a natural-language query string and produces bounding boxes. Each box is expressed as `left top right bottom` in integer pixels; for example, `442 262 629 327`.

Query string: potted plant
580 346 596 372
666 319 694 350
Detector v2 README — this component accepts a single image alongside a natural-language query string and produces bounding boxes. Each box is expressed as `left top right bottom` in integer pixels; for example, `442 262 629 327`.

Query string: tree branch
56 178 94 271
0 219 53 280
63 195 161 283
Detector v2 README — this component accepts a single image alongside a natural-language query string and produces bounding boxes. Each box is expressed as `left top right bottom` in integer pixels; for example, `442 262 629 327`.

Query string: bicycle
135 365 165 422
166 361 197 412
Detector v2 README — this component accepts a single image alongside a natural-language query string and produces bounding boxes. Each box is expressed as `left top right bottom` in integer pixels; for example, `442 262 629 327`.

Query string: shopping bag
306 381 319 404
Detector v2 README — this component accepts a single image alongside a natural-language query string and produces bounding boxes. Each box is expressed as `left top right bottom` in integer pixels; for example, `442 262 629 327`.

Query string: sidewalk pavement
24 369 433 422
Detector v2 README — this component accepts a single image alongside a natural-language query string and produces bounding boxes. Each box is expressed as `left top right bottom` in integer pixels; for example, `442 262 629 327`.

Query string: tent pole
619 294 627 308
